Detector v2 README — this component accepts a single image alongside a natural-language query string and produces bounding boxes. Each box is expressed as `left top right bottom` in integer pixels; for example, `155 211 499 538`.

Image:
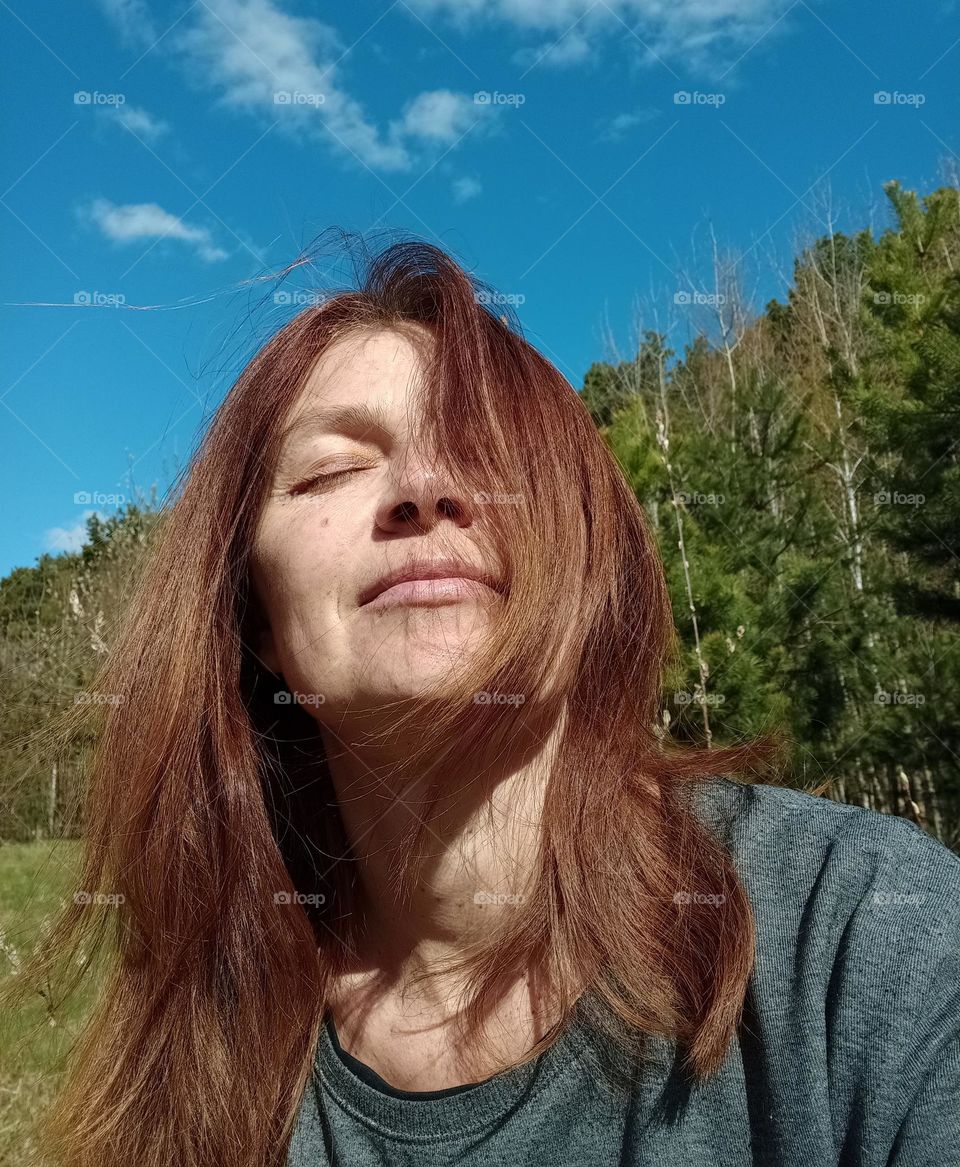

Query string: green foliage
0 500 163 841
858 185 960 618
592 179 960 842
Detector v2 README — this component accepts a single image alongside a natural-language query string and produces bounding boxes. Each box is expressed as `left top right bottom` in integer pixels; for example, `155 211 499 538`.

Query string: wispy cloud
83 199 229 262
106 104 170 142
404 0 794 74
598 107 660 140
392 90 477 143
104 0 488 172
95 0 157 49
452 176 482 203
512 29 592 69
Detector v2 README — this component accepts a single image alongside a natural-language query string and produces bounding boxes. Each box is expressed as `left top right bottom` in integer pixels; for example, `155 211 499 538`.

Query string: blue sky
1 0 957 576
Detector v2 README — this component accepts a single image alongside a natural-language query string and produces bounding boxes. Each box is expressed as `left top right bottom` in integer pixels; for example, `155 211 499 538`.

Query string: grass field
0 840 93 1166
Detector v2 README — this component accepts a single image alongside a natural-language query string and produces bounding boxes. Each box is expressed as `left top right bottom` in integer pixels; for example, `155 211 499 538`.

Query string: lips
358 557 504 608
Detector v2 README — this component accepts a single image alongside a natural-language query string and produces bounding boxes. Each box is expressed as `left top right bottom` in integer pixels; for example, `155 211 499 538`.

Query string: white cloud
512 29 591 68
598 107 660 140
404 0 793 73
107 104 170 142
95 0 157 49
393 90 477 143
44 515 97 555
452 176 482 202
160 0 484 171
84 199 229 262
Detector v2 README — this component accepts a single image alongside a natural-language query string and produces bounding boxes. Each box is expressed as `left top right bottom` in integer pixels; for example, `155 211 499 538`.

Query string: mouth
358 558 505 610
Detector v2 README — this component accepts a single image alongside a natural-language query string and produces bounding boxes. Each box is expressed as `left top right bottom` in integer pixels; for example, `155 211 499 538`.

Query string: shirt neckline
309 779 743 1141
314 1004 596 1141
326 1013 480 1100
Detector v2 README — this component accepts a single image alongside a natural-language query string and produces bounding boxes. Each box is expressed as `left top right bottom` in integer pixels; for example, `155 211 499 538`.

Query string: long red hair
4 234 783 1166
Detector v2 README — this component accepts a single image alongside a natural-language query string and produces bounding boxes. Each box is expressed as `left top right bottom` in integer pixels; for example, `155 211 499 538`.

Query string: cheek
257 516 350 633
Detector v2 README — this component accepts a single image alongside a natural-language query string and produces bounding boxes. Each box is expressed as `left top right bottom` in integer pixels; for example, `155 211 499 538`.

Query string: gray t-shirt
285 777 960 1166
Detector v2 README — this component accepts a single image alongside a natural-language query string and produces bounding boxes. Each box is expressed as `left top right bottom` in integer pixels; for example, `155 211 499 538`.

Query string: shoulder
699 774 960 901
700 775 960 958
702 777 960 1135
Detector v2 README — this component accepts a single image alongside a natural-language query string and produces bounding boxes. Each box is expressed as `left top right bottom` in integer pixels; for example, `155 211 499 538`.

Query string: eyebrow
278 402 394 445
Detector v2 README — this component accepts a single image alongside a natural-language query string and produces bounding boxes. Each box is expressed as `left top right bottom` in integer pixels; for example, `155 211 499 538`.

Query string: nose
374 457 475 534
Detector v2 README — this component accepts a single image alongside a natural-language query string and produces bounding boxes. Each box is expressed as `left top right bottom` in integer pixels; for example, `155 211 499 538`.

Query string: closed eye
289 463 376 497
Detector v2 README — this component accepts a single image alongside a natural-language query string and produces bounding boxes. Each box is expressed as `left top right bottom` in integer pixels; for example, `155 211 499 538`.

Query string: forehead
277 325 434 449
300 325 430 407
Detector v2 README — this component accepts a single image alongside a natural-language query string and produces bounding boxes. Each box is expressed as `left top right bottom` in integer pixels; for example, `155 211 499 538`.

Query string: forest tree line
584 179 959 845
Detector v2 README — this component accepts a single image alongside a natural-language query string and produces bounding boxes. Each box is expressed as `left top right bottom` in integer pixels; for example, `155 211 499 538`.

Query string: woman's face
250 325 505 721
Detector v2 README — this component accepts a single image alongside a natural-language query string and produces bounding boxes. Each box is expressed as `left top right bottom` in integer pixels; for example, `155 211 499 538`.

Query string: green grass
0 840 94 1166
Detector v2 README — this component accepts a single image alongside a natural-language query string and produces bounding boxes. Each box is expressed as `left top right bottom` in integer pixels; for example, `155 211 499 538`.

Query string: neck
318 703 565 1013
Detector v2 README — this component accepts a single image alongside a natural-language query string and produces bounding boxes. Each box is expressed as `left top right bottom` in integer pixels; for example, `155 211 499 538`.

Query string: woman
6 238 959 1167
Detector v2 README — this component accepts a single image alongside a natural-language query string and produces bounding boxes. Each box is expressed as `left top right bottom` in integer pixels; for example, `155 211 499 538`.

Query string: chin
351 644 482 699
361 608 490 651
